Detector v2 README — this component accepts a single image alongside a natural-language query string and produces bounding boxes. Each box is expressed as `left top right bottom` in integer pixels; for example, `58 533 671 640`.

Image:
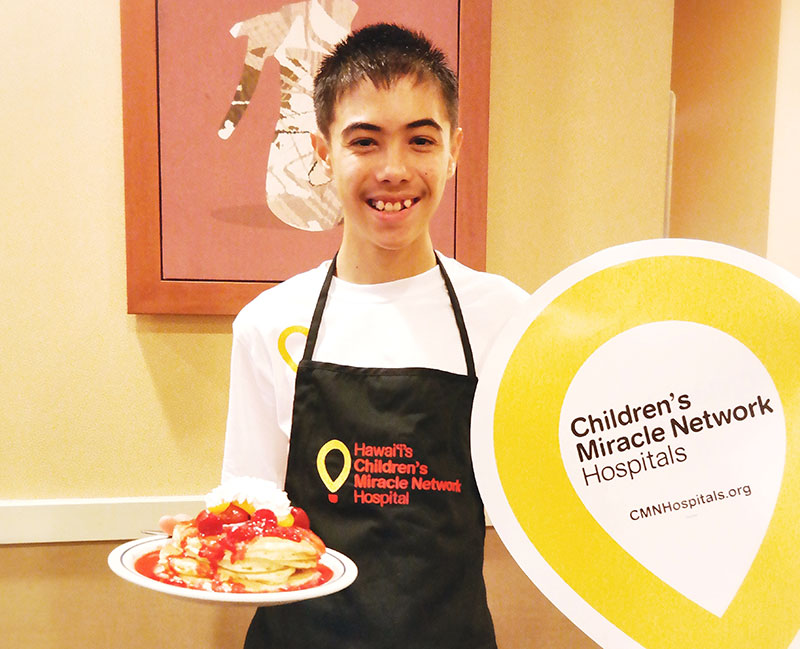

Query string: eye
410 136 436 147
349 137 377 150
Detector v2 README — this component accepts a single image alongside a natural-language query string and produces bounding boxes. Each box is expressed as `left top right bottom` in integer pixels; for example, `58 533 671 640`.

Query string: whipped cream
204 477 292 518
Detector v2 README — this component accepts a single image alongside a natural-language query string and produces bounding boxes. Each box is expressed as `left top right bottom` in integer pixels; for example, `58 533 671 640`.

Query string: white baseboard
0 497 493 544
0 496 205 544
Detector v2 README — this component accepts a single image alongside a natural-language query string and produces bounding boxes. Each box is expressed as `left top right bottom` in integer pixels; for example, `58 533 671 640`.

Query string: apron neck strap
302 253 477 378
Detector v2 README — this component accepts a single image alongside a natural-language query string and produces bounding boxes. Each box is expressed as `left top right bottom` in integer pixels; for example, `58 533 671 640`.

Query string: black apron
245 255 497 649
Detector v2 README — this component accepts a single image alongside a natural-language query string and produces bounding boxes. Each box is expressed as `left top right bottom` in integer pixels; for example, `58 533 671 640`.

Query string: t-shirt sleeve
221 317 290 487
441 258 530 374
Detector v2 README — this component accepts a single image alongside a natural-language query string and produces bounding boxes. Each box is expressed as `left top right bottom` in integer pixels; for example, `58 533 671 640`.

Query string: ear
447 127 464 179
310 132 331 170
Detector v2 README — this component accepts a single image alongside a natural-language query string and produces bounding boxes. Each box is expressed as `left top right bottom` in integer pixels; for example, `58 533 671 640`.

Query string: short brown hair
313 23 459 138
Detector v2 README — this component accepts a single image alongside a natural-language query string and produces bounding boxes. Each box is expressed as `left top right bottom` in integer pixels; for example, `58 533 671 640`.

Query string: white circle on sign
559 320 786 617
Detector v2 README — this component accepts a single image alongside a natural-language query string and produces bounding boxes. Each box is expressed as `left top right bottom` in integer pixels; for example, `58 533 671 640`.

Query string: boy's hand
158 513 190 535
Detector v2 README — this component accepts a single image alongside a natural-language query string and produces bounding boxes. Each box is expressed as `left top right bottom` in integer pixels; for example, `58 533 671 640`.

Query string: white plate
108 535 357 606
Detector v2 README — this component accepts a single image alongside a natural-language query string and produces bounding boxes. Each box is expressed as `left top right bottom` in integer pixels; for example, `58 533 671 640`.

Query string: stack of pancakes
156 521 325 592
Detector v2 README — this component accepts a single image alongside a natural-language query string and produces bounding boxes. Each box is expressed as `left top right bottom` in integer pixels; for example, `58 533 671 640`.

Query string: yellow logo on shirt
277 325 308 372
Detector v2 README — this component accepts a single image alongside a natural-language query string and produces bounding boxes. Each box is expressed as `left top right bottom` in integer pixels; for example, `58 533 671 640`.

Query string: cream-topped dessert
204 477 293 519
148 478 328 593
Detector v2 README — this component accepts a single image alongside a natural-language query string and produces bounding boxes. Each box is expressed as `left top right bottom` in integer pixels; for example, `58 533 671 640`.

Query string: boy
222 23 528 648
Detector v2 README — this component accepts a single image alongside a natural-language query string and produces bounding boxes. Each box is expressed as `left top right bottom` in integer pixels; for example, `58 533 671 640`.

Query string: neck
335 239 437 284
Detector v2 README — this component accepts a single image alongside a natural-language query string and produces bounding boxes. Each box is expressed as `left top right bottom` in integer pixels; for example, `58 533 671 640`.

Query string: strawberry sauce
135 549 334 593
135 508 332 594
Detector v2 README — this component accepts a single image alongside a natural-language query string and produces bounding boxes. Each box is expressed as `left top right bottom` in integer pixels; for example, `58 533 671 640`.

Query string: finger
158 513 190 535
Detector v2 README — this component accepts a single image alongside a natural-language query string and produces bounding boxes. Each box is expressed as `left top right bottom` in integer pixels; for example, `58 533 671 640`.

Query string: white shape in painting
219 0 358 231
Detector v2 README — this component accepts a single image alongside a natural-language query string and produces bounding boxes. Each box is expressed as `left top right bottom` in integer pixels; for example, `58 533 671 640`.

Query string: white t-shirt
222 254 529 486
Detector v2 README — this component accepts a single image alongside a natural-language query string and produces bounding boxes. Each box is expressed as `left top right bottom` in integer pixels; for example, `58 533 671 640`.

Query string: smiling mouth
366 198 420 212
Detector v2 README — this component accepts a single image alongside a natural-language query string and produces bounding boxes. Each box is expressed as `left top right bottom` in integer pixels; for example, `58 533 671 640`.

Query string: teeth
370 199 414 212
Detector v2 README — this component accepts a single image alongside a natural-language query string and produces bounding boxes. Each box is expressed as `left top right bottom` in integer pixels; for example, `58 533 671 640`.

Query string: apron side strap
302 254 338 362
436 255 477 378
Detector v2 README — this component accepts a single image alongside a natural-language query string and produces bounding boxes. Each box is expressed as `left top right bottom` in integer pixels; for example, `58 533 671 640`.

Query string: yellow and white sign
472 239 800 649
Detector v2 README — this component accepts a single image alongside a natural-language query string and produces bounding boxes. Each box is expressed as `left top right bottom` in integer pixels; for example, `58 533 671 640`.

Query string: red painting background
158 0 459 282
121 0 491 314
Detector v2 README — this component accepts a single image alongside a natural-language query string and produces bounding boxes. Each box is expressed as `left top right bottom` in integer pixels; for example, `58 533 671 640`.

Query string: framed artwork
121 0 491 314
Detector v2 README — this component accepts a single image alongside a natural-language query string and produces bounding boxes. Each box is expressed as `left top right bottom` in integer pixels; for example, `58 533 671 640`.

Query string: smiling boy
223 23 528 648
312 73 462 283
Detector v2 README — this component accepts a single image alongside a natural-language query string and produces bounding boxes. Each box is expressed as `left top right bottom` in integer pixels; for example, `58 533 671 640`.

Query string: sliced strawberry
229 524 256 543
252 509 277 525
217 503 250 524
290 506 310 529
195 510 223 536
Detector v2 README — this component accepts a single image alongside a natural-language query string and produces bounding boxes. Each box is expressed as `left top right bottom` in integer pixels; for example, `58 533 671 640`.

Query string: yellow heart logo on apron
317 439 352 503
473 241 800 649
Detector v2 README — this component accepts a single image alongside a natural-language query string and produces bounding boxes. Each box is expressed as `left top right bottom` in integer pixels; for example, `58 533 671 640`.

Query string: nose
375 143 411 184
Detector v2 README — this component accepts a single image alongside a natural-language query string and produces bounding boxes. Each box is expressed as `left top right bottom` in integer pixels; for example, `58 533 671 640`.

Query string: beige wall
1 1 676 647
488 1 674 291
766 0 800 277
669 0 781 252
1 4 230 500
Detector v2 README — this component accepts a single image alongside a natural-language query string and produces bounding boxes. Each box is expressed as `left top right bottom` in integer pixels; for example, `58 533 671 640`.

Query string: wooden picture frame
121 0 491 315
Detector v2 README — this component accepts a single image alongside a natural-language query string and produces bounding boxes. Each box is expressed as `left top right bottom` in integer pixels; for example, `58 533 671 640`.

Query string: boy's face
312 76 463 262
